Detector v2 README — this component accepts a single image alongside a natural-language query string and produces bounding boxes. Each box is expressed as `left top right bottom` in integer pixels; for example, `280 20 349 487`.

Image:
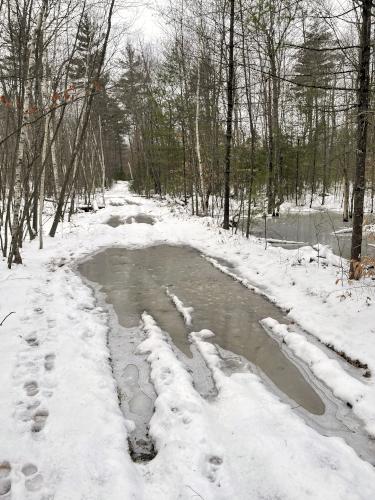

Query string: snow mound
165 288 194 325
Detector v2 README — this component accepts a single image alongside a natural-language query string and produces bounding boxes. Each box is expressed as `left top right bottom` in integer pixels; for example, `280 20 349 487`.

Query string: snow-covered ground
280 186 374 214
1 182 375 499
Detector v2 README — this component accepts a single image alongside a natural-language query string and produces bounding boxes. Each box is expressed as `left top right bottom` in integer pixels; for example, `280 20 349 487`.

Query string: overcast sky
116 1 166 43
115 0 351 45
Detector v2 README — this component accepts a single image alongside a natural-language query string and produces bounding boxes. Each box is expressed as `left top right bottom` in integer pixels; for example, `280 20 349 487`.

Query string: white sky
116 1 166 43
115 0 351 45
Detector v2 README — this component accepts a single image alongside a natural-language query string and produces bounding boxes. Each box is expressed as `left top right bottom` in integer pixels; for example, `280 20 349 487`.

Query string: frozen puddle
106 216 124 227
78 245 374 463
105 215 155 227
246 211 375 259
125 214 155 225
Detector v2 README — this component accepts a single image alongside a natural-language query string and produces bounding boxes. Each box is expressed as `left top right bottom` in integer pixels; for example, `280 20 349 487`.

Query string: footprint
170 407 192 425
205 455 223 483
44 354 55 371
24 381 39 397
123 364 139 388
22 463 43 492
0 462 11 479
24 335 39 347
21 463 38 476
0 479 11 496
25 474 43 492
27 400 41 411
15 398 41 424
31 409 49 433
47 318 56 328
0 461 11 496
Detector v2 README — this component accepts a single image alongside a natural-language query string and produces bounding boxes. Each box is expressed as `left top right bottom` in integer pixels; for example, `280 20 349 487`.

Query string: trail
0 182 374 499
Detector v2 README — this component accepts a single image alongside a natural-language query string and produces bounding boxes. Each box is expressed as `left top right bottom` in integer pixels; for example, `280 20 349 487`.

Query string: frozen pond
248 211 375 259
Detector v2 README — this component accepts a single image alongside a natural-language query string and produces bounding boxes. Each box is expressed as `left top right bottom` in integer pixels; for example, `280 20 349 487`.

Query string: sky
116 1 166 43
115 0 352 45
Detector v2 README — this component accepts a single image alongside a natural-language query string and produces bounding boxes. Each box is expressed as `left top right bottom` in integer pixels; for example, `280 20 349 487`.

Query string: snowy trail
0 182 375 499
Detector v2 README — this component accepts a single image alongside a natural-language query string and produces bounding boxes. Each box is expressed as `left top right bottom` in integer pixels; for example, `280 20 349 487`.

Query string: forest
0 0 374 277
2 2 375 499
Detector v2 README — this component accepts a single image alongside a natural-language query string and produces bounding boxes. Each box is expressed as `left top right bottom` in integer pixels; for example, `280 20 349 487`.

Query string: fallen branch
0 312 15 326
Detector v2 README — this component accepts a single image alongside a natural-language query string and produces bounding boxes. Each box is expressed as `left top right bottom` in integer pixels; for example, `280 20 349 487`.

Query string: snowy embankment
0 181 375 499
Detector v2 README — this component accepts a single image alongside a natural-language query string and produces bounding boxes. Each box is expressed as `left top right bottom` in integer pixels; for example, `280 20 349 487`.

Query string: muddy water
79 245 324 415
248 211 375 259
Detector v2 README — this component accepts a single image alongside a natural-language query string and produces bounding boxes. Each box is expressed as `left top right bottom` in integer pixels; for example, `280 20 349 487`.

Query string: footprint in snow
15 380 50 433
170 406 192 425
205 455 223 483
22 464 44 492
0 462 11 497
44 354 55 372
24 334 39 348
21 463 45 494
24 381 39 397
31 409 49 433
0 461 46 496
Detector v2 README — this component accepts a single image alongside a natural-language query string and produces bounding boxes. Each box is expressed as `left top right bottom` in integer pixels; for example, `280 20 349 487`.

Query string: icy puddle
79 244 375 463
106 214 155 227
247 211 375 259
106 216 123 227
79 245 324 414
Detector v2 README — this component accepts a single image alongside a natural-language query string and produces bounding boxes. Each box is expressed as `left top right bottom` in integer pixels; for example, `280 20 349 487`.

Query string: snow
140 315 375 499
165 288 194 326
280 186 374 214
1 181 375 499
262 318 375 436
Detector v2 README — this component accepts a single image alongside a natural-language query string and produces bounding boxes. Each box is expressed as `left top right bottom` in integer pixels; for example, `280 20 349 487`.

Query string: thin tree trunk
195 57 206 215
350 0 372 278
49 0 116 237
223 0 235 230
8 0 47 267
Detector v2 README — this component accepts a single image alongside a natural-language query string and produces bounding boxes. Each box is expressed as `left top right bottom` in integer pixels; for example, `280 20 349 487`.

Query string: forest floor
1 182 375 500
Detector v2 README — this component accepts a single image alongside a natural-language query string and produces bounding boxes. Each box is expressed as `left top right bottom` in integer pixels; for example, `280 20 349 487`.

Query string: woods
0 0 121 266
0 0 374 277
117 0 375 275
2 3 375 497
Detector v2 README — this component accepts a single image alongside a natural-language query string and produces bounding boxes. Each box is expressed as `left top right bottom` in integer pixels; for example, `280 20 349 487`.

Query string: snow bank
137 315 375 499
262 318 375 436
138 314 229 499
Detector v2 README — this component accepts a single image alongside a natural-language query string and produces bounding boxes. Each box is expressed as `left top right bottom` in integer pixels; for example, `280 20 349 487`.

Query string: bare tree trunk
343 165 350 222
39 114 50 249
223 0 235 230
8 0 47 267
99 116 106 206
49 0 116 237
350 0 372 279
49 111 60 201
195 57 206 215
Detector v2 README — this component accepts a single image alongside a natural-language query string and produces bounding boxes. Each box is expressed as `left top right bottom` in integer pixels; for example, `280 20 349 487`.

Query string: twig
185 485 205 499
0 312 15 326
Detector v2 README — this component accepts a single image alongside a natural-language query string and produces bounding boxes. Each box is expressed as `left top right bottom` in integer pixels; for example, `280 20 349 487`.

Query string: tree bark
350 0 372 279
223 0 235 230
8 0 47 267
